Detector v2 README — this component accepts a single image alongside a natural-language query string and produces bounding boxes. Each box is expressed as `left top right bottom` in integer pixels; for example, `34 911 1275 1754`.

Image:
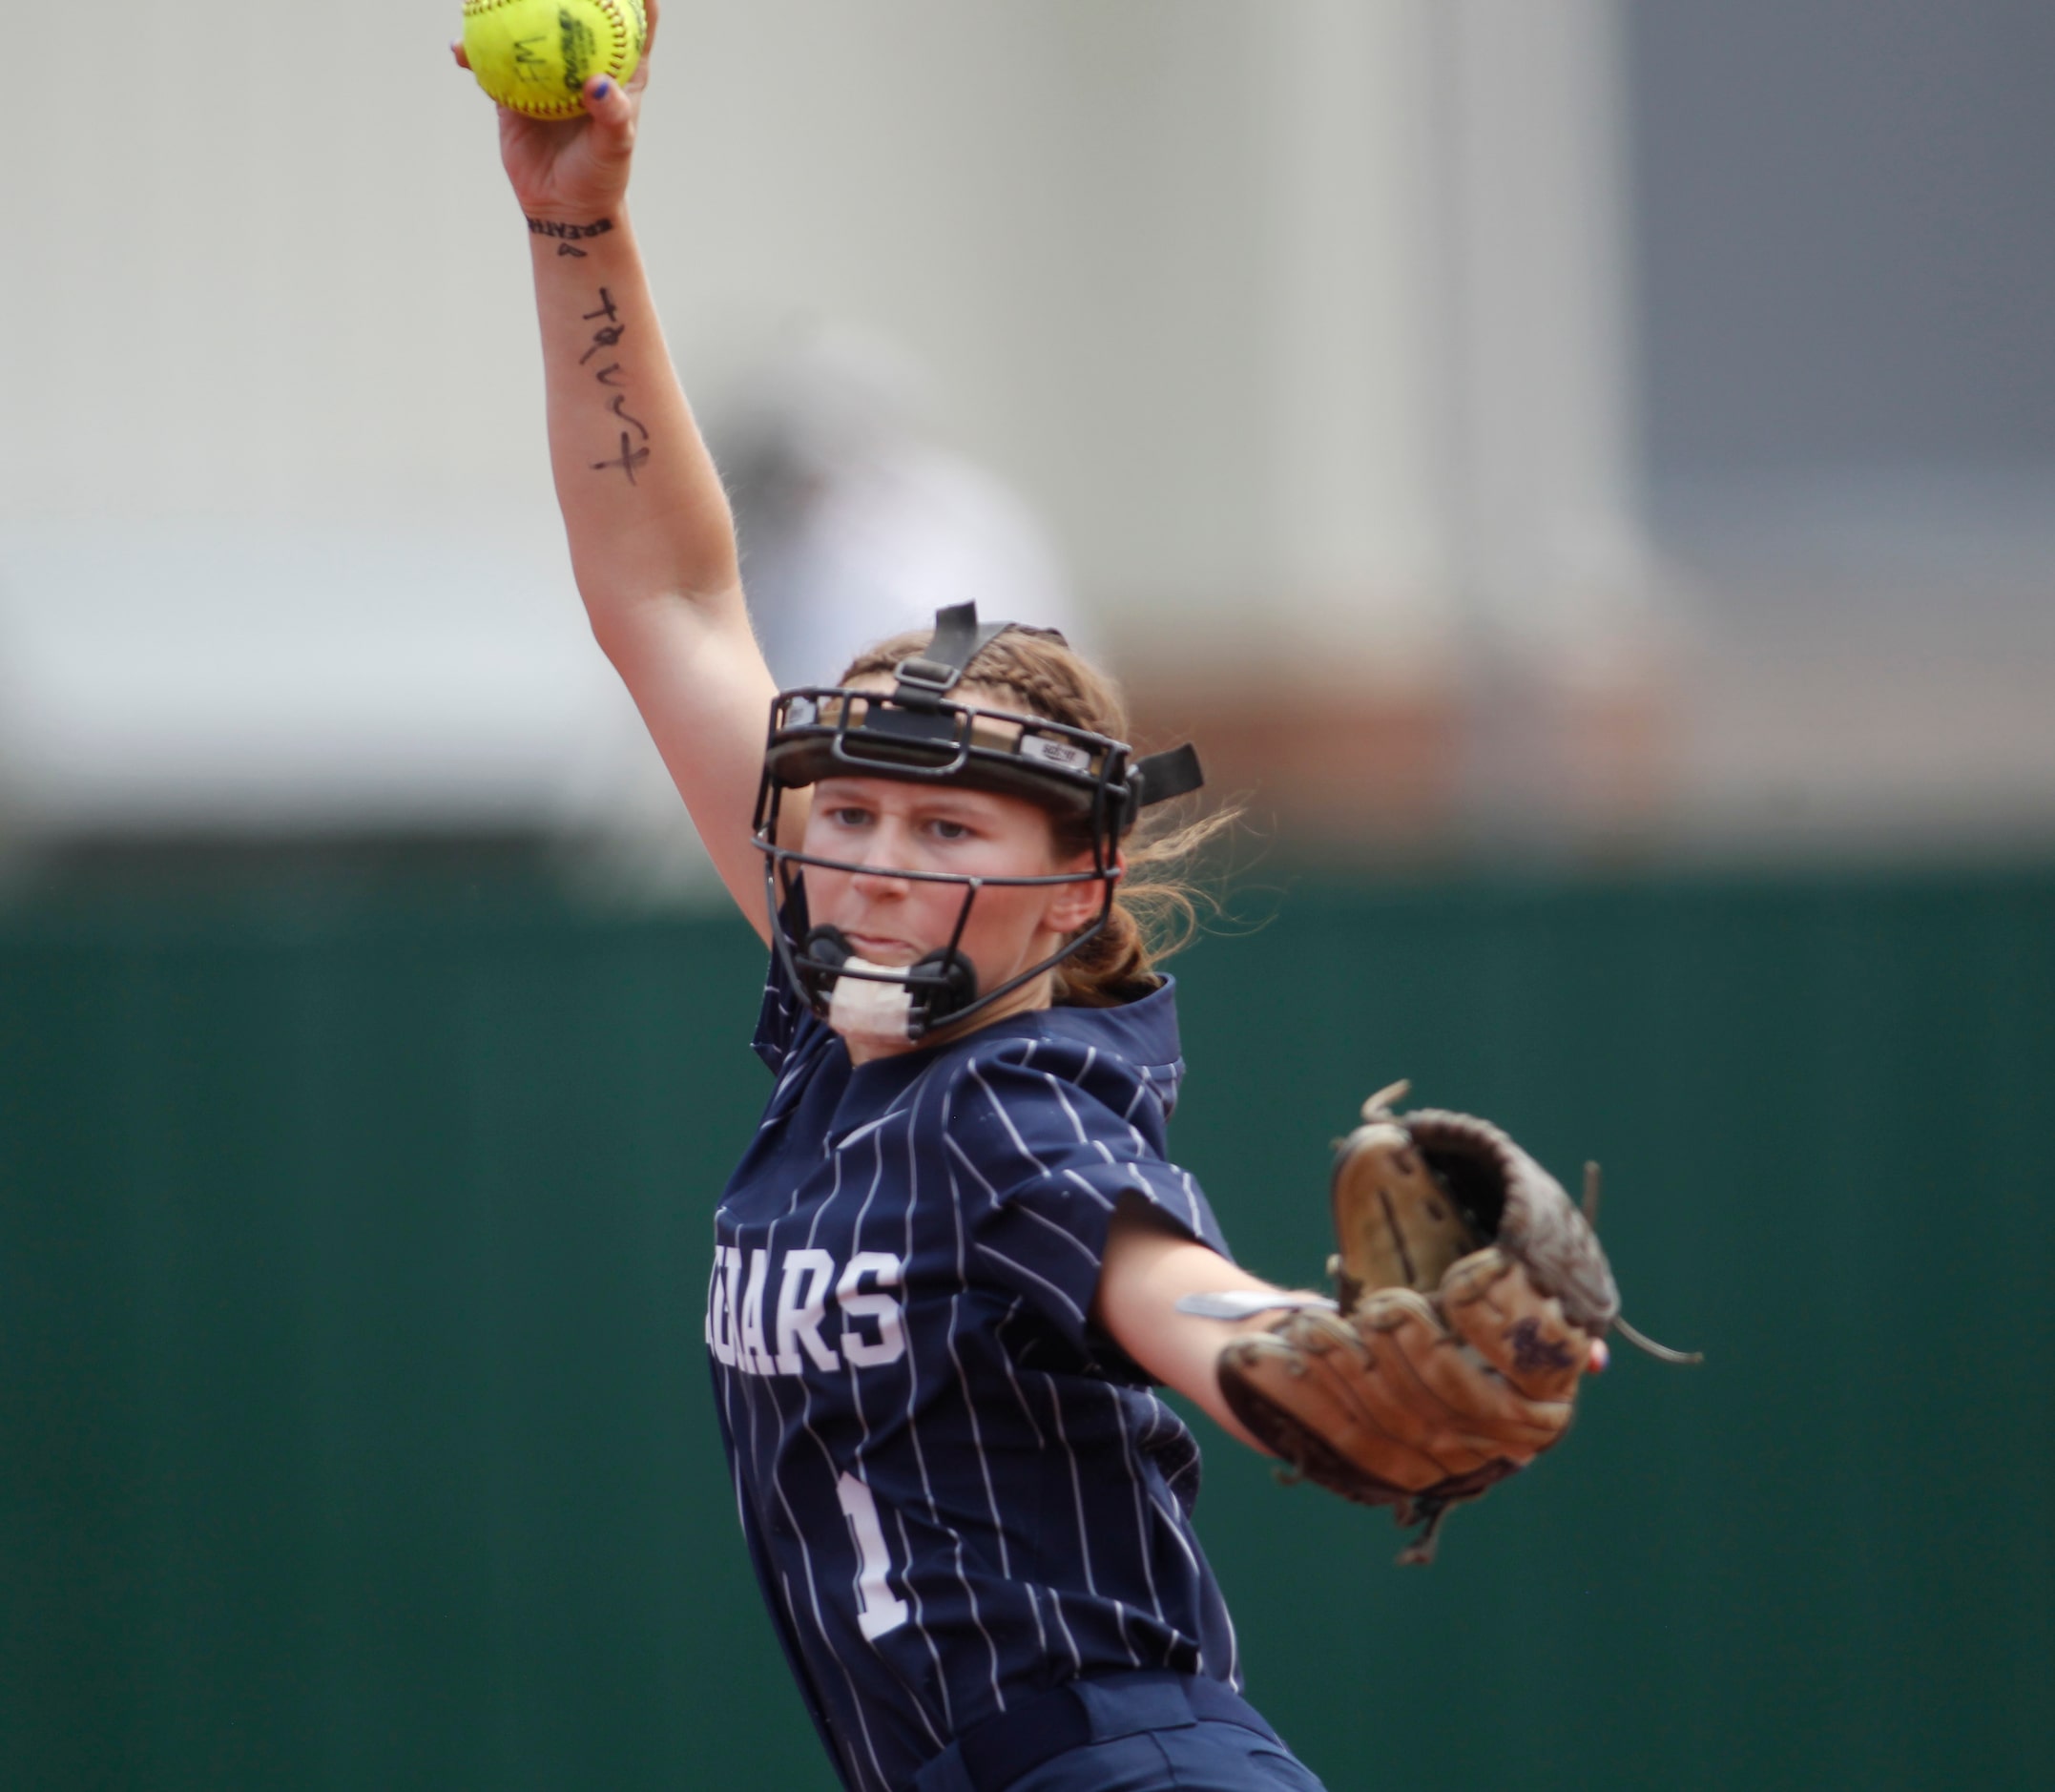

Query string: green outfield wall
4 865 2049 1791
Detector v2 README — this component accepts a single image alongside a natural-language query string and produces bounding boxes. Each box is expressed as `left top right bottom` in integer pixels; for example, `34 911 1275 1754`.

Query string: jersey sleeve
944 1044 1233 1358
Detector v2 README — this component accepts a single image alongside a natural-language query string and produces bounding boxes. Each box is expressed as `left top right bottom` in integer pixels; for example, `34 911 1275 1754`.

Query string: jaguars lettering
705 1246 906 1376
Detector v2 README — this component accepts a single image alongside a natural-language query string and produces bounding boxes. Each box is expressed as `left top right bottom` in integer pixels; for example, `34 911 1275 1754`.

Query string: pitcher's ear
1047 848 1122 934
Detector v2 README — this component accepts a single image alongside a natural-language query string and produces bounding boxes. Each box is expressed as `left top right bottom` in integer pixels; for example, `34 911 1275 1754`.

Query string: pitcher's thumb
583 74 635 146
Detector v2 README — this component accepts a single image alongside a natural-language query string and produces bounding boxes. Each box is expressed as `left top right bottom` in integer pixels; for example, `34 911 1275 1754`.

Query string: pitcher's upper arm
594 582 800 942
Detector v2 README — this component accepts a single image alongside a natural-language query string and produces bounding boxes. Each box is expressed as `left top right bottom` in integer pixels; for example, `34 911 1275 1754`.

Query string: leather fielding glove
1214 1082 1661 1564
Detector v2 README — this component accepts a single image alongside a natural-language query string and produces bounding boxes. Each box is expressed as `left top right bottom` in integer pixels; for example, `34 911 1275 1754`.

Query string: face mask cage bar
756 841 1125 1040
755 687 1139 822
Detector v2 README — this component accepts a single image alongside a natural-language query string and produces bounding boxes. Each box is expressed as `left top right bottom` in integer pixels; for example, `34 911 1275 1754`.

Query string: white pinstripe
989 1299 1048 1451
1060 1168 1119 1209
737 994 987 1772
965 1061 1051 1180
940 1087 1023 1706
1041 1070 1098 1150
1051 1051 1125 1164
1047 1383 1145 1670
972 1242 1090 1330
1104 1387 1174 1661
994 1302 1083 1676
780 1151 925 1782
723 1324 899 1790
939 1134 1000 1206
838 1131 954 1750
887 1064 1002 1739
739 1028 938 1782
887 1500 955 1740
1014 1198 1109 1261
768 1113 917 1782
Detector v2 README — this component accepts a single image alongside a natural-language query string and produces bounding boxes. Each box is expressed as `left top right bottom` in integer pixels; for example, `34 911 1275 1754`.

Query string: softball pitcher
461 10 1625 1786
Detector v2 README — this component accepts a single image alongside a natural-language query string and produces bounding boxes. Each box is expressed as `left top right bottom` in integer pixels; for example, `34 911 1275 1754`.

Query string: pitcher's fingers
451 39 472 72
624 0 658 93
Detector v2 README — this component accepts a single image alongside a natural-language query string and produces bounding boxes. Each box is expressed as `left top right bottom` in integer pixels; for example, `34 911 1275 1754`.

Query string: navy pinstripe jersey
706 968 1241 1792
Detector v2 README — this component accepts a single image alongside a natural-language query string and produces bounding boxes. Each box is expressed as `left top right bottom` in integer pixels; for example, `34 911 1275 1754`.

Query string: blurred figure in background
715 322 1083 689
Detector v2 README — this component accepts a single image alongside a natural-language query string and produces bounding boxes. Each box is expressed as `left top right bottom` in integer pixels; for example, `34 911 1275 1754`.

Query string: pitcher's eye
827 805 872 828
926 818 971 842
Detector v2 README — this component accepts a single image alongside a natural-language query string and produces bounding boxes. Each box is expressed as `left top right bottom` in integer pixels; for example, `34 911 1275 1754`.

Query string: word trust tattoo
528 214 615 260
577 284 651 486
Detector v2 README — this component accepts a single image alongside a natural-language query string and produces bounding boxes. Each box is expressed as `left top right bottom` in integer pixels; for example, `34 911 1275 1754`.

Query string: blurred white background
4 0 2052 882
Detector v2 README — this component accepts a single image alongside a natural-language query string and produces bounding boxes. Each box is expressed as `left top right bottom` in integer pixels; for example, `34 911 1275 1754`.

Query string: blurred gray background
6 0 2051 882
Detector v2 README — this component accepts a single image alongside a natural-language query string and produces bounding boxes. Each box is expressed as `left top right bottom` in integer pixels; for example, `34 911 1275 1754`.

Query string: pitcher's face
799 774 1103 1005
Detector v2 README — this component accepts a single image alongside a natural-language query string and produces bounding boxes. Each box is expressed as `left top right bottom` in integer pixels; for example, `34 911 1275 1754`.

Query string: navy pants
911 1671 1330 1792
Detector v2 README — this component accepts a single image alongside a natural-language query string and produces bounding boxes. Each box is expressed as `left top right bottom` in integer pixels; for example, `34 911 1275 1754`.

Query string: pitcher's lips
846 933 920 964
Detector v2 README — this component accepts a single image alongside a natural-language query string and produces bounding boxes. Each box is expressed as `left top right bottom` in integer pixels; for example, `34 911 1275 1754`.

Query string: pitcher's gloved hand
1215 1082 1666 1564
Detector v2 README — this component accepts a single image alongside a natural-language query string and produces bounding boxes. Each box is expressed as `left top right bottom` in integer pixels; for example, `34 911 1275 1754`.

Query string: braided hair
838 626 1232 1008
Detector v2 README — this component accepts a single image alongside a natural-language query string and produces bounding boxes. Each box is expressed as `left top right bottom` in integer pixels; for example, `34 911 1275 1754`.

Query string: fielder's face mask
751 601 1204 1044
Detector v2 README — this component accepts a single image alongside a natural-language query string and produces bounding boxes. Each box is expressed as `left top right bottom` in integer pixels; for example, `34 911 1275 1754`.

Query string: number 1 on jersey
835 1472 910 1640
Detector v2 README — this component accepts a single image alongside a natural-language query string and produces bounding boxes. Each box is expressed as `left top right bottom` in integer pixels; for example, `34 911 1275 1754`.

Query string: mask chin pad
798 925 851 1008
799 926 981 1040
910 947 978 1028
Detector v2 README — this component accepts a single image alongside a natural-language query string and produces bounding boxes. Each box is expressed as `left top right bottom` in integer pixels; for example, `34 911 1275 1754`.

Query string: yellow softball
462 0 648 121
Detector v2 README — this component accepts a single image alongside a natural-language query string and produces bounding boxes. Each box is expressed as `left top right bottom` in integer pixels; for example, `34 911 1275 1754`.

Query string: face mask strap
888 601 1016 709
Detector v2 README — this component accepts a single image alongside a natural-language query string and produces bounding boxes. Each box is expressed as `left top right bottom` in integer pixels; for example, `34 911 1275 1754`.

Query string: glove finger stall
1218 1313 1501 1496
1402 1110 1620 1333
1358 1290 1571 1456
1330 1123 1479 1304
1441 1247 1592 1403
1341 1290 1541 1461
1221 1315 1455 1487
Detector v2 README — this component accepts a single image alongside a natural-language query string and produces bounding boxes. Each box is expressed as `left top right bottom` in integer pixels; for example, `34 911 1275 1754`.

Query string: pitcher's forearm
528 206 741 642
1092 1198 1302 1453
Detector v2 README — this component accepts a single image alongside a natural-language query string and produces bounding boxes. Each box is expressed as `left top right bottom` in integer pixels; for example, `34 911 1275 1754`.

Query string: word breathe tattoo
579 286 651 485
528 215 615 259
